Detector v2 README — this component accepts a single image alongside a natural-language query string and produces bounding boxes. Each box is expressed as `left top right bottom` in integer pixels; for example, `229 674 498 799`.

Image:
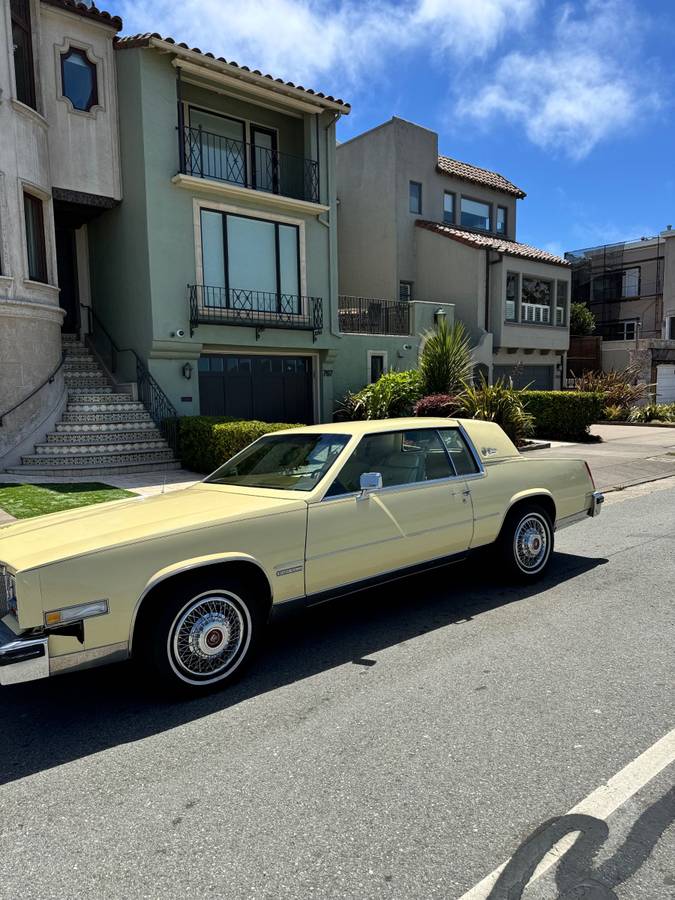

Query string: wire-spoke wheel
498 504 553 581
138 574 266 692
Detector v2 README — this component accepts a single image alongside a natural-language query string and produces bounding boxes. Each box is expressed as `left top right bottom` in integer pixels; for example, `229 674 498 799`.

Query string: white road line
458 727 675 899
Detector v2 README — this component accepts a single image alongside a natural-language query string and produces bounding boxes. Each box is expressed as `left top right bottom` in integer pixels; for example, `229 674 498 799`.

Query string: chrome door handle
462 489 471 496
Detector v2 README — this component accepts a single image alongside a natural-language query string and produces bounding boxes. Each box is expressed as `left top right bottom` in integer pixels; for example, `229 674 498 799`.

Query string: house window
622 267 640 298
605 320 638 341
23 192 48 283
521 277 553 324
592 272 621 302
443 192 455 224
61 48 98 111
409 181 422 215
666 316 675 340
496 206 507 235
556 281 568 326
505 272 518 321
368 351 387 383
460 197 491 231
399 281 413 302
200 210 300 312
11 0 36 109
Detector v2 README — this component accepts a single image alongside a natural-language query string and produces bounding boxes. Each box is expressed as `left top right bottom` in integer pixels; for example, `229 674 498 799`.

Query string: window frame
443 191 455 225
10 0 37 110
496 205 507 236
505 271 519 322
621 266 641 299
60 46 99 112
409 181 422 215
399 280 413 302
23 191 48 284
667 316 675 341
460 195 492 232
321 425 485 501
367 350 387 383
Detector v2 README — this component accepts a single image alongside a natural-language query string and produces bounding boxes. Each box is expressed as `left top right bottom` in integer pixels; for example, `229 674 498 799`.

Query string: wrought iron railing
338 295 411 336
188 285 323 340
180 126 320 204
0 352 66 427
80 305 179 454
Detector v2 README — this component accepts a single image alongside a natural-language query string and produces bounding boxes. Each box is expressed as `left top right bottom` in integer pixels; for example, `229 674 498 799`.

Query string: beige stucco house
337 117 572 389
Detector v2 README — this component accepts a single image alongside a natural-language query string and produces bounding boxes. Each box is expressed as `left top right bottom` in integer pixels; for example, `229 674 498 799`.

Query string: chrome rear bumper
556 490 604 531
589 490 604 517
0 620 49 686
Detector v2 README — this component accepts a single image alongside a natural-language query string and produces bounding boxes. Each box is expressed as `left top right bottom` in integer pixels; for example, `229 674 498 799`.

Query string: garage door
493 364 554 390
198 355 314 423
656 365 675 403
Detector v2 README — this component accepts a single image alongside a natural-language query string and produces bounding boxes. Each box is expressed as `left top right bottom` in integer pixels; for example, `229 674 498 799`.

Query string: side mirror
358 472 383 498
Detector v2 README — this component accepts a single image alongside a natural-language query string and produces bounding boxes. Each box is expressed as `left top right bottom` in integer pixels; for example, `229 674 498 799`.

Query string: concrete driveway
526 424 675 491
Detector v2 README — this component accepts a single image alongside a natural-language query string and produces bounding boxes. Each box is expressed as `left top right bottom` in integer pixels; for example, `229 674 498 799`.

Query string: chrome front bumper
0 619 49 686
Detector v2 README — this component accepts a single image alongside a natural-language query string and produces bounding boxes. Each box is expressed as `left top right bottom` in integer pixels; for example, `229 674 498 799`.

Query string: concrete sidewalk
525 423 675 491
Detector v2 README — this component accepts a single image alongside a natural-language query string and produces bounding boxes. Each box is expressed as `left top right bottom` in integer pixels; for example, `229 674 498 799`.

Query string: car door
304 427 476 597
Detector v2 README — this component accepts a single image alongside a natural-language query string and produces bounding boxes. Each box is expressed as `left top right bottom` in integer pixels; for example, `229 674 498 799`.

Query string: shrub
178 417 302 473
419 320 473 395
413 393 461 417
627 402 675 423
457 377 534 446
570 302 596 336
603 404 628 421
571 364 649 411
522 391 604 441
336 370 423 420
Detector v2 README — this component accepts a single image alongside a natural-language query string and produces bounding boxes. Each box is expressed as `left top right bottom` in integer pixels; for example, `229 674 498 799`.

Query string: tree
570 302 596 336
419 320 473 396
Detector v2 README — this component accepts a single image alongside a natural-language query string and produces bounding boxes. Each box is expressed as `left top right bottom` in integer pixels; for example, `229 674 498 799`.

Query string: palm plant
419 320 473 396
457 376 535 446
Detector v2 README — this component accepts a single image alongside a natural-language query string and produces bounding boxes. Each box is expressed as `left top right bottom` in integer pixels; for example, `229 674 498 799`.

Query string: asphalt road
1 479 674 899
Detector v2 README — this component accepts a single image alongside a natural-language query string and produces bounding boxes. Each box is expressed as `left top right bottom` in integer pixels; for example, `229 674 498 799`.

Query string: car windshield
205 433 351 491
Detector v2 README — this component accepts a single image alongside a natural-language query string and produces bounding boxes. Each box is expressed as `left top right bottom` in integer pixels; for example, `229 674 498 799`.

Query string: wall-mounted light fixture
434 307 447 326
182 362 193 380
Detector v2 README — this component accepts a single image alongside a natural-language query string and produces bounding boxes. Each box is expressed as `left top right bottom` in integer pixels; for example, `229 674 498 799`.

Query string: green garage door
493 364 554 390
198 354 314 423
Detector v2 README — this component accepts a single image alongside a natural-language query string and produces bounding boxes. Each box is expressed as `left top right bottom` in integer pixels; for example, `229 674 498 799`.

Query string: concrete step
7 461 182 476
21 447 177 468
46 430 163 445
55 420 157 434
61 410 155 425
35 439 168 456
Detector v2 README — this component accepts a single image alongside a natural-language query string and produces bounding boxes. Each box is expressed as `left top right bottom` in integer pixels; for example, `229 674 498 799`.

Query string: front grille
0 566 16 619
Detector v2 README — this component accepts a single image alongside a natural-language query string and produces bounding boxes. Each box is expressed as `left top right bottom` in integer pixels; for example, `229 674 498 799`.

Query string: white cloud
116 0 539 89
457 0 660 159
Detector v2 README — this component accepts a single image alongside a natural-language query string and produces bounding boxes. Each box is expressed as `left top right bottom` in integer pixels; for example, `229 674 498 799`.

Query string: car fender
128 552 273 651
501 487 556 531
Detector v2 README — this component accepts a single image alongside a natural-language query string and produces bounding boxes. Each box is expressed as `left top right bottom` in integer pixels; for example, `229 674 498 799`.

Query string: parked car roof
270 418 462 436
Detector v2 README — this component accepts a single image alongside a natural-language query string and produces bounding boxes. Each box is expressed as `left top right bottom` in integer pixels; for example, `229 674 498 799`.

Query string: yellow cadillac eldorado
0 418 603 692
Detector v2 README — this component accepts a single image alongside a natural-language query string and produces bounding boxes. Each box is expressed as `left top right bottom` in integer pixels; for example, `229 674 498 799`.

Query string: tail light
584 460 596 489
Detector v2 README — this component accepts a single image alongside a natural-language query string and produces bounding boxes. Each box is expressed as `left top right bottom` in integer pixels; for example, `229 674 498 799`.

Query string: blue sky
117 0 674 255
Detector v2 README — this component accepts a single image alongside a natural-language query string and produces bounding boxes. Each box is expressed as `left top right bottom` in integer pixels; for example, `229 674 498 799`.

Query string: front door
198 354 314 424
55 225 79 332
305 427 476 596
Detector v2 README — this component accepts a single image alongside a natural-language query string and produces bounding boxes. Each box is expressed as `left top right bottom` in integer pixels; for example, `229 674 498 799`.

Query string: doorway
55 224 79 333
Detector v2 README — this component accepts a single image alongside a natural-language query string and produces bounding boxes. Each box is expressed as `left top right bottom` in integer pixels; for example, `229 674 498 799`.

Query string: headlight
0 566 18 619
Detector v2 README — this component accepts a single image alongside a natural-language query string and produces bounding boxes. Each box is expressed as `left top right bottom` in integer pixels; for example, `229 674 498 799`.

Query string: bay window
200 210 300 313
521 277 553 323
505 273 568 326
505 272 518 321
23 192 48 283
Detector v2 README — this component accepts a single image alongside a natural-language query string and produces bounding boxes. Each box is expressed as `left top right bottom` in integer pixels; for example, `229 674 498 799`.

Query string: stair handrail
0 351 67 427
80 304 179 453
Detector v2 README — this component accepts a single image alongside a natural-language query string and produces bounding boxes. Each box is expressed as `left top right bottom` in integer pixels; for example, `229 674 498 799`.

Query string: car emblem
482 447 498 457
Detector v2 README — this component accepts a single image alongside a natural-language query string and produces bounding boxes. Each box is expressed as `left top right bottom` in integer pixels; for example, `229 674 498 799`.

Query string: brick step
67 400 146 412
6 461 183 476
35 439 168 456
61 410 155 425
55 420 157 434
46 430 163 445
21 448 177 468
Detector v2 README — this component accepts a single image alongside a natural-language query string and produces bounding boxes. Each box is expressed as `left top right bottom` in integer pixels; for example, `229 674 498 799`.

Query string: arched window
61 48 98 111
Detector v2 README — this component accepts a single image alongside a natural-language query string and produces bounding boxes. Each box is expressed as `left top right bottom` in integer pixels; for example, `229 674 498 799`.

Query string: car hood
0 484 306 572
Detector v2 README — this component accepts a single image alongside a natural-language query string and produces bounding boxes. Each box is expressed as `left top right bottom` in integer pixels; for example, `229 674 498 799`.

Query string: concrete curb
603 471 675 494
596 420 675 428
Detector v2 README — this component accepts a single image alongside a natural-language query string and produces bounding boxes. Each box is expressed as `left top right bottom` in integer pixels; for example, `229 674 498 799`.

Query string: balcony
338 295 411 336
188 285 323 340
179 126 320 204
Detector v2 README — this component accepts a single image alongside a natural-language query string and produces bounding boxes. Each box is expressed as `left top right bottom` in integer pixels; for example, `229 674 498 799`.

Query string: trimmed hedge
522 391 604 441
178 417 302 474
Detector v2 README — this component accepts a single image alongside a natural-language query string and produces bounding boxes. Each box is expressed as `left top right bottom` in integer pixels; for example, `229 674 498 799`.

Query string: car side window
324 429 453 497
437 429 480 476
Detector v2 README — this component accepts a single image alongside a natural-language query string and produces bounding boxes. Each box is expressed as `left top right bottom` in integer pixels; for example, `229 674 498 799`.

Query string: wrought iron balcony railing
338 295 411 336
180 126 320 204
188 285 323 340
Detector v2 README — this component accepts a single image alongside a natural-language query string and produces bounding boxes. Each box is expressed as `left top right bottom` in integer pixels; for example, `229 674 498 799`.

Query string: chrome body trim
0 620 49 686
556 491 604 531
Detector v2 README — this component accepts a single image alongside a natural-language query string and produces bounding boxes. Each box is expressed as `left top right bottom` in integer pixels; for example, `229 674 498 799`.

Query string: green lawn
0 482 137 519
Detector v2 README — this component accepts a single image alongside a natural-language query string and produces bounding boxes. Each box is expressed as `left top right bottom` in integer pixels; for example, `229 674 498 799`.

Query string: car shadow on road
1 551 607 785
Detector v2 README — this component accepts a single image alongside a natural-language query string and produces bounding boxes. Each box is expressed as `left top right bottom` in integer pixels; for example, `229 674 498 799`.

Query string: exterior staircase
6 334 181 476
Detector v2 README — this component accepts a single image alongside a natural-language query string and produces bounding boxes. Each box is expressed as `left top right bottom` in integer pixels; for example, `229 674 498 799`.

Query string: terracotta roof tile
416 220 570 266
437 155 526 198
114 34 350 110
41 0 122 31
